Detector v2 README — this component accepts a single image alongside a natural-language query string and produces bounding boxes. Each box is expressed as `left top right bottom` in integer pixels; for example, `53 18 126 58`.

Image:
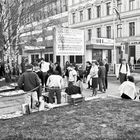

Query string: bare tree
0 0 24 62
0 0 63 63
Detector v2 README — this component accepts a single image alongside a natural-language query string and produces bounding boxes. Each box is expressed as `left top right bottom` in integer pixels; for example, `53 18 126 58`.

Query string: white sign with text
55 27 85 56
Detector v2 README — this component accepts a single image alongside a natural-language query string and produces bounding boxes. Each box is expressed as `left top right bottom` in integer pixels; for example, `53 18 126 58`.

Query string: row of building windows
21 0 68 26
31 54 82 64
87 22 135 41
71 0 136 24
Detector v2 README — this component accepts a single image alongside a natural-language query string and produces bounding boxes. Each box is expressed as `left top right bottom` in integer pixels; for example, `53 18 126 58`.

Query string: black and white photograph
0 0 140 139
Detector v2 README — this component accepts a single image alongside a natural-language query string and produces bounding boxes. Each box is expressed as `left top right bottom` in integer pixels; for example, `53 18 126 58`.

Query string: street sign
91 37 114 45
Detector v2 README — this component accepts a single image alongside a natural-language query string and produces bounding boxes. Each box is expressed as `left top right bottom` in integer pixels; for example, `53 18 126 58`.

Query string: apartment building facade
18 0 68 64
68 0 140 64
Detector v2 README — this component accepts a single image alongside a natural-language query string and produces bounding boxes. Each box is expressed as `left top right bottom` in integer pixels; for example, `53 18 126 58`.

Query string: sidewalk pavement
82 81 120 99
108 72 140 80
82 76 140 100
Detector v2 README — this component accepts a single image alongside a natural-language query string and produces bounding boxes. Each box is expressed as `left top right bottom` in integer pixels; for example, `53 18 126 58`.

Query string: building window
97 5 101 18
88 8 91 20
129 22 135 36
97 28 101 38
129 0 135 10
76 56 82 64
62 0 68 12
56 0 61 14
80 10 83 22
72 13 76 24
70 56 82 64
45 53 53 62
45 54 49 62
106 26 111 38
70 56 74 63
56 56 60 63
88 29 92 41
31 54 39 63
72 0 75 5
106 2 111 15
52 2 57 14
117 24 122 38
117 0 122 12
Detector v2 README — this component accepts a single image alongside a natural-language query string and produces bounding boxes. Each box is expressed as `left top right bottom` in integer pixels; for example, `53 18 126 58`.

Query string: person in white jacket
119 76 137 100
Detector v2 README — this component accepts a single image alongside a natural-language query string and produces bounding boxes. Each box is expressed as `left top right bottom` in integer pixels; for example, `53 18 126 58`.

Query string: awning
24 46 46 53
24 46 45 50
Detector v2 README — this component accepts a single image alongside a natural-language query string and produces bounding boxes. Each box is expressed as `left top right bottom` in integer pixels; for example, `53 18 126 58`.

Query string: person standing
54 62 62 76
103 59 109 89
18 64 42 108
116 59 130 84
63 61 70 87
33 61 43 83
89 60 99 96
85 61 92 89
46 70 63 104
0 60 5 79
40 58 50 87
4 62 11 83
98 61 106 93
67 64 77 86
48 61 54 76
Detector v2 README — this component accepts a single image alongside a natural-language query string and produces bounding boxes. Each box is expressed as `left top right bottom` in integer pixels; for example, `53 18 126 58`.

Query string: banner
54 27 84 56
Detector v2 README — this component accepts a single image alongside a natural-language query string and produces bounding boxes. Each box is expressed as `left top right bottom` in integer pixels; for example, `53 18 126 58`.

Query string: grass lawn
0 98 140 140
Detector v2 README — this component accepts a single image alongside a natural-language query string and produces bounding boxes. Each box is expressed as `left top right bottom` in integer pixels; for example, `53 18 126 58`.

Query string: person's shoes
92 94 96 96
87 87 90 89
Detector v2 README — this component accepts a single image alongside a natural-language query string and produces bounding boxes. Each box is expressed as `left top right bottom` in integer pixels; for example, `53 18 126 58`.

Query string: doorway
129 46 136 63
92 49 102 62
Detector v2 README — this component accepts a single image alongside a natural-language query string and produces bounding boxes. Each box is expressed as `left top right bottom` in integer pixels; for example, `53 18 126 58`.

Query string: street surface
82 74 140 99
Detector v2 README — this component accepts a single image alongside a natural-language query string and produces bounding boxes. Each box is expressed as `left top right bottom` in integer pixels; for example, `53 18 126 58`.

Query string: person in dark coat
18 64 42 102
85 61 91 89
0 60 5 78
98 61 106 93
54 62 62 76
103 59 109 89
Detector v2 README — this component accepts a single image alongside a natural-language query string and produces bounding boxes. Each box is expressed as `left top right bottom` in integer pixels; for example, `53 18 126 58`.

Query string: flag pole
112 0 116 74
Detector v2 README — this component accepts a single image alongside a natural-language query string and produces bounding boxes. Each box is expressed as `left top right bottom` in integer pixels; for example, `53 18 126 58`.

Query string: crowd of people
17 57 111 110
85 59 109 96
17 58 83 108
1 56 139 110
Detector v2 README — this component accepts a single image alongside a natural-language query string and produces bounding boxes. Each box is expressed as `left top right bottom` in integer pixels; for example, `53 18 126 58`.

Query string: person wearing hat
18 64 42 108
116 59 130 84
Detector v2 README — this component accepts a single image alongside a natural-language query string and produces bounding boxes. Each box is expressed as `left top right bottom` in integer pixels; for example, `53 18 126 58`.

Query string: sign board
54 27 84 56
91 38 114 45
